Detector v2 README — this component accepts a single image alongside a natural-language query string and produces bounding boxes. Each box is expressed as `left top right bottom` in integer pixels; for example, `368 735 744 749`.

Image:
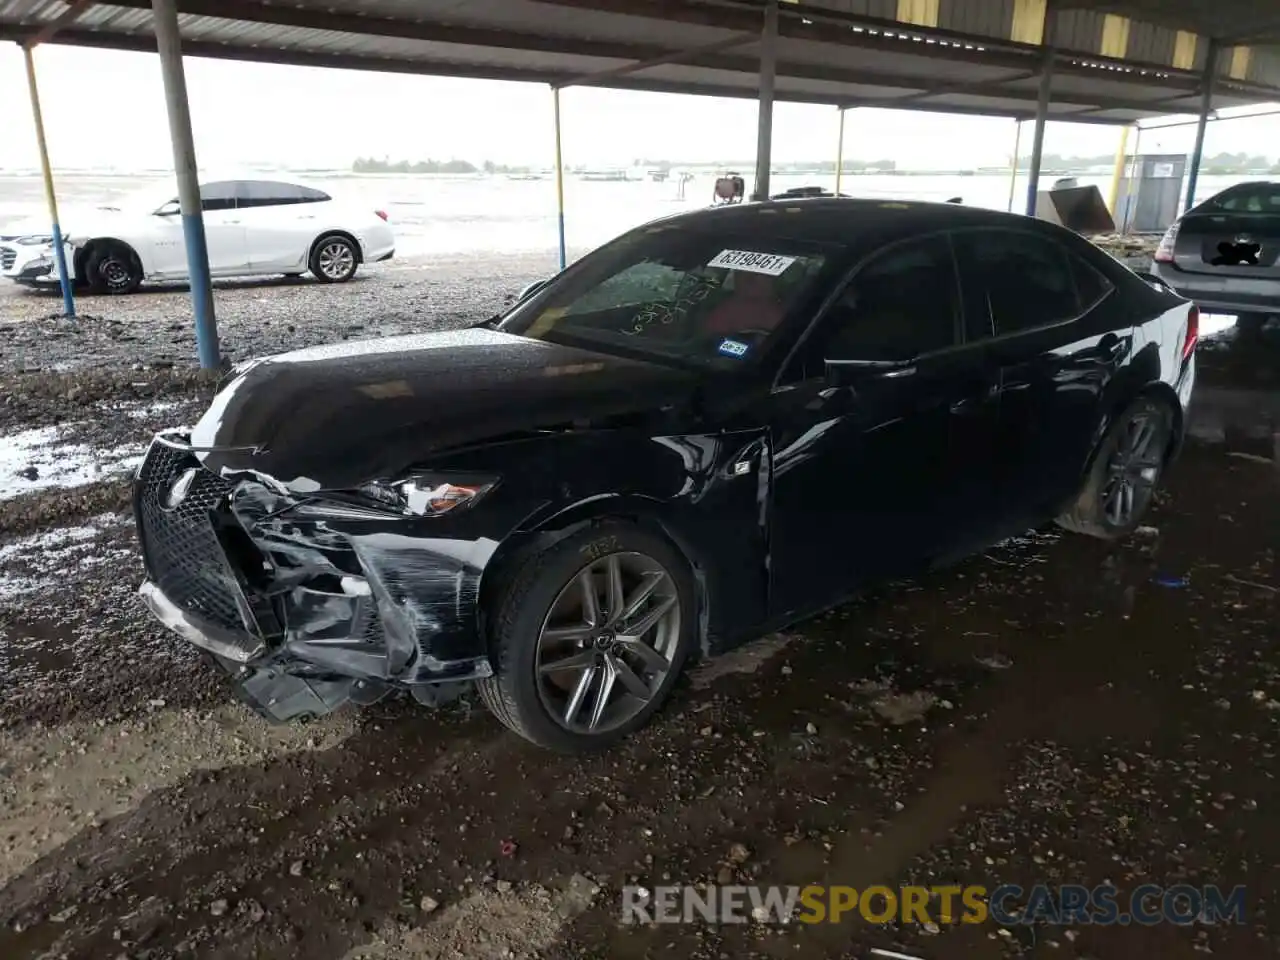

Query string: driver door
763 233 1000 620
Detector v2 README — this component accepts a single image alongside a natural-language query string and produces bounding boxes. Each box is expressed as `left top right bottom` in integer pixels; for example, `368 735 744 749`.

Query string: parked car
133 199 1197 752
0 178 394 293
1150 180 1280 336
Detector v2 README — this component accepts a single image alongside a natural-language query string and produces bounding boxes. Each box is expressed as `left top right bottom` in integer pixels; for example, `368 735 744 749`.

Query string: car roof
637 197 1062 251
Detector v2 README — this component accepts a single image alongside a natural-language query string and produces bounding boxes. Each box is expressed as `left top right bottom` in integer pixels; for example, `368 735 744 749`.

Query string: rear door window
239 180 306 208
198 181 238 212
954 229 1080 339
1211 184 1280 213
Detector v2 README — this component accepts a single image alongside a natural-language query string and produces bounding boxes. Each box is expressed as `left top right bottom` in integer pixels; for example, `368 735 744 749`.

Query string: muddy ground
1 268 1279 959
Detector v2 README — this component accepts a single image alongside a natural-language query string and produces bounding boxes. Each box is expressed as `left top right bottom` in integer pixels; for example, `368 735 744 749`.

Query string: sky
3 45 1280 174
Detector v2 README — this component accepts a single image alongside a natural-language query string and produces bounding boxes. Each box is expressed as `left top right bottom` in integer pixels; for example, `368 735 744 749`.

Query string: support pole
552 86 567 271
1006 119 1022 213
151 0 219 369
21 45 75 319
752 0 778 201
1024 52 1054 216
1120 123 1143 233
1185 39 1219 214
834 108 845 196
1107 124 1131 215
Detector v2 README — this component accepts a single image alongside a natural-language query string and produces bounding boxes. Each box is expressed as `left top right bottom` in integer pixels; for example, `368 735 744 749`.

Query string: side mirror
155 201 180 217
516 278 548 303
823 357 917 387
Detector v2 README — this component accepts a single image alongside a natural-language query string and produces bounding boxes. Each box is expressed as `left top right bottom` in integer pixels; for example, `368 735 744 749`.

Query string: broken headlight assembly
356 476 497 517
294 474 498 521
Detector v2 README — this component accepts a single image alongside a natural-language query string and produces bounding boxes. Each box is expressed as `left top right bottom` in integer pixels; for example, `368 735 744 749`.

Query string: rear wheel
85 242 142 294
1056 396 1174 540
476 521 696 753
309 235 359 283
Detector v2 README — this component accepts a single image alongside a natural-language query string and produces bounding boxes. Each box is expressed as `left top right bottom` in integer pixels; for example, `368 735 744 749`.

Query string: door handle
950 380 999 415
225 219 242 225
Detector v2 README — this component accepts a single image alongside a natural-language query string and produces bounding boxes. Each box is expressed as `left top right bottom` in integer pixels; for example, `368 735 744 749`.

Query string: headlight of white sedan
15 235 55 246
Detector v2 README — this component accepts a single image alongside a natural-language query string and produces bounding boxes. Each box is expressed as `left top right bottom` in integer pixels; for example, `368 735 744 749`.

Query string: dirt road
0 433 1276 959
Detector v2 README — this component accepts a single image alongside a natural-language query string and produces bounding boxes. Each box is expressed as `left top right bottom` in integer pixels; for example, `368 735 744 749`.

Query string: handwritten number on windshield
623 277 717 336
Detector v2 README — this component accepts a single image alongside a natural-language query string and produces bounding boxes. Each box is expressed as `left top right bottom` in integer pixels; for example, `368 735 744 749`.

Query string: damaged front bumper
133 432 495 722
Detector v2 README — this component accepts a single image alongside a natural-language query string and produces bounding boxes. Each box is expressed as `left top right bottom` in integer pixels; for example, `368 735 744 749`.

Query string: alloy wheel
1101 411 1167 527
534 551 681 734
317 241 355 280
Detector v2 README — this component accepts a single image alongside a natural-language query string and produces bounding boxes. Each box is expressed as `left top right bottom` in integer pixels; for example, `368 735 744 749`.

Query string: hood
1 206 135 242
189 328 697 490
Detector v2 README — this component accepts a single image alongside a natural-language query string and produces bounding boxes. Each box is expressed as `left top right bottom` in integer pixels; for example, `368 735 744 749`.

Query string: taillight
1154 221 1179 263
1182 304 1199 360
375 210 388 221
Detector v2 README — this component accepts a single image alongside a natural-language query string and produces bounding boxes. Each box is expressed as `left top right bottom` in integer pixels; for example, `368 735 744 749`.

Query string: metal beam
752 0 778 201
834 107 845 196
0 25 1158 125
552 87 567 271
151 0 219 369
1006 119 1022 213
1185 38 1219 213
1024 3 1057 217
21 0 95 48
93 0 1223 102
555 31 757 89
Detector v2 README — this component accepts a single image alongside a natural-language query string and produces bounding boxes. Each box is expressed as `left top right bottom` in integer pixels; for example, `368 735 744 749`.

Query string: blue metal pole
152 0 219 369
552 85 567 271
1185 39 1219 214
22 44 75 318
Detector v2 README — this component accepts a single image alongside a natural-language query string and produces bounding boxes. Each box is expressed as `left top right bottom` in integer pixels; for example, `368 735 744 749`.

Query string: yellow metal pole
834 107 845 195
1107 123 1132 216
22 44 75 318
553 86 567 271
1006 119 1022 213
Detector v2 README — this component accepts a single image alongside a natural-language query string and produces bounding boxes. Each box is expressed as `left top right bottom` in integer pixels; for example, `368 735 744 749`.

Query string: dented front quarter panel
203 422 769 714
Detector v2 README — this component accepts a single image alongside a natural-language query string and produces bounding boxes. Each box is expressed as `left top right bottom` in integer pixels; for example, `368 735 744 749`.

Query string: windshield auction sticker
707 250 797 276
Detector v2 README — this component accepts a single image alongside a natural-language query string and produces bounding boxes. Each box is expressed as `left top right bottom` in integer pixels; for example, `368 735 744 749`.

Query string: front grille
136 440 252 636
0 247 15 271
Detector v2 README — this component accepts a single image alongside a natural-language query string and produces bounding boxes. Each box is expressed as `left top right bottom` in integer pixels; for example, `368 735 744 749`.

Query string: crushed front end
133 432 496 722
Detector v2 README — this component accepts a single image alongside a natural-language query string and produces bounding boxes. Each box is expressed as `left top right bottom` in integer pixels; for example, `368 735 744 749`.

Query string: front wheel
1056 396 1174 539
309 235 359 283
476 521 696 753
85 242 142 294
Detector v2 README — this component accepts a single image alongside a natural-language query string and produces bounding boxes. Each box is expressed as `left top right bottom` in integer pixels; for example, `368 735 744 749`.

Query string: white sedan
0 178 395 293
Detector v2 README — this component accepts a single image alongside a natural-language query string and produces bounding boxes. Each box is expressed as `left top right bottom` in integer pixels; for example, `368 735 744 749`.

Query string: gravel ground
1 259 1279 959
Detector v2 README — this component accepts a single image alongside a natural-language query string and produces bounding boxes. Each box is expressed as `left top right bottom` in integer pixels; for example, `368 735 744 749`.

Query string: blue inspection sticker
718 338 751 358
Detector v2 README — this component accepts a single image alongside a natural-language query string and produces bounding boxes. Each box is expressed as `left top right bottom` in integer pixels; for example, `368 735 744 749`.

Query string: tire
476 520 697 753
85 242 142 294
1056 396 1175 540
309 235 359 283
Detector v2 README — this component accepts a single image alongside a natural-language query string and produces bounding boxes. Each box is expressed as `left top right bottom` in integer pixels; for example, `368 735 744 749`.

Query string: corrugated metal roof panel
3 0 1279 127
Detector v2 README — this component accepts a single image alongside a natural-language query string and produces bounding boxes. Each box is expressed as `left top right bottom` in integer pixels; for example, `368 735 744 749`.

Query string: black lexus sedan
134 198 1198 752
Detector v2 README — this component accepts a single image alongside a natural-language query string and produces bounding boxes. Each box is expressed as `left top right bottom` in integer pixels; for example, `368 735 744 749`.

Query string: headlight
16 235 54 246
356 475 496 517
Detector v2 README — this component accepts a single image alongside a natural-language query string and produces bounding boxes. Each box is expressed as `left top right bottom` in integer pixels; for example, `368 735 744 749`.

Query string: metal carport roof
2 0 1280 124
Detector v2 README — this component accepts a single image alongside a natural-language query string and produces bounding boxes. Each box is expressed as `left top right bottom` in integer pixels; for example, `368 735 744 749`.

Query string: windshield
500 225 832 368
